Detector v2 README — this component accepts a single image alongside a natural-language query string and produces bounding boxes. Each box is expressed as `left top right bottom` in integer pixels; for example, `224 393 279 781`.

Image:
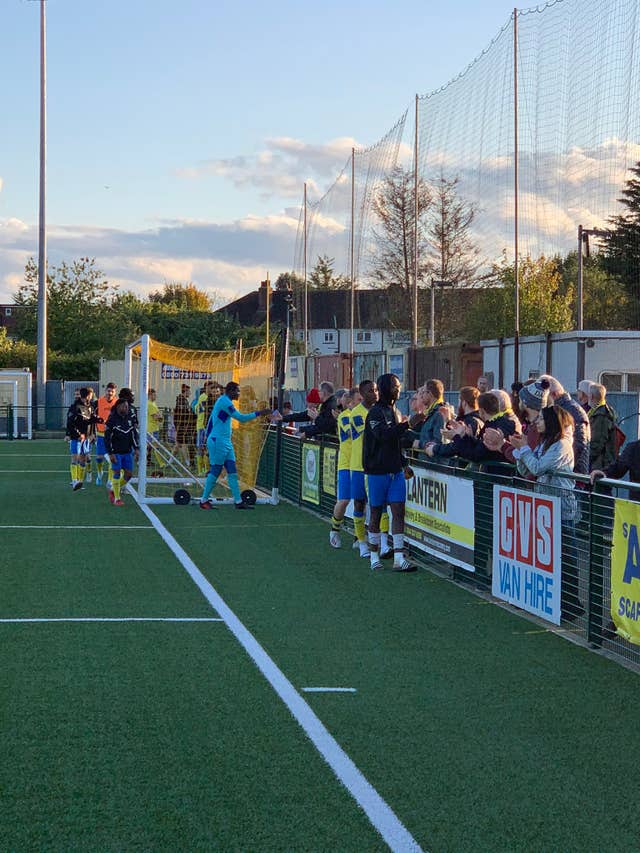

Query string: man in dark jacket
591 440 640 502
363 373 416 573
588 383 617 471
296 382 338 439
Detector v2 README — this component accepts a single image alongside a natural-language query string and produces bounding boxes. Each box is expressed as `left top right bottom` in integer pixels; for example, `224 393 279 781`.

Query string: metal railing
256 427 640 671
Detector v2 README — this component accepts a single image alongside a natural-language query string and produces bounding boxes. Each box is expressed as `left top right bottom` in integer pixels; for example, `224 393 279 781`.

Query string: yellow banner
611 499 640 644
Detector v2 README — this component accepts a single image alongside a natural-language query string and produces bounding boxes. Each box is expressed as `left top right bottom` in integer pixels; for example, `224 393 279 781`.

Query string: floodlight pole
36 0 47 425
350 148 356 386
513 6 520 383
303 182 309 384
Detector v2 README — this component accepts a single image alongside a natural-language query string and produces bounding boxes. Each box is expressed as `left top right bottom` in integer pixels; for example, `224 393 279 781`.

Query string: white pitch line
0 470 67 475
301 687 357 693
0 524 154 530
132 495 424 853
0 617 223 623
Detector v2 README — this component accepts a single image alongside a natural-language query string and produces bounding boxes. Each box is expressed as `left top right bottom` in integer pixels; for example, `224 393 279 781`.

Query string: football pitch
1 440 639 852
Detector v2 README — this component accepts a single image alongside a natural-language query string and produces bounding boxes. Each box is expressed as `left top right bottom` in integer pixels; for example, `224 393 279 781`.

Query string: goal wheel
241 489 257 506
173 488 191 506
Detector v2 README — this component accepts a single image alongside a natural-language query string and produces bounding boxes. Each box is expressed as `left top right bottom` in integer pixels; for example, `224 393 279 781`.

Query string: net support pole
513 6 520 384
137 334 150 502
303 182 309 388
412 94 419 389
349 148 356 387
577 224 584 331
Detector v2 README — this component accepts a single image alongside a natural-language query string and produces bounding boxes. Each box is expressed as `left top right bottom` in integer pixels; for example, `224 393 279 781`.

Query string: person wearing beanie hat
277 388 323 432
306 388 321 406
539 374 591 475
517 378 550 412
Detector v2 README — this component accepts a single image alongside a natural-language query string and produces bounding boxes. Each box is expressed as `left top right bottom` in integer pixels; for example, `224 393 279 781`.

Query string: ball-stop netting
126 336 275 505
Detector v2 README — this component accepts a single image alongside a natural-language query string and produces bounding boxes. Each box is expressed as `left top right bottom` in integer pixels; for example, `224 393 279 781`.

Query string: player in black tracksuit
362 373 416 573
104 399 139 506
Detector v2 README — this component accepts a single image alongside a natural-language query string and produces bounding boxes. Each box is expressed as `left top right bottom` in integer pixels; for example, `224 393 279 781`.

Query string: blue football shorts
110 452 134 473
350 470 367 502
96 436 107 456
70 438 92 456
337 469 351 501
367 472 406 508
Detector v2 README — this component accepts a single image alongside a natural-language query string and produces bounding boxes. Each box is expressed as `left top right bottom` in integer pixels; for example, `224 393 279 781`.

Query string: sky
0 0 538 307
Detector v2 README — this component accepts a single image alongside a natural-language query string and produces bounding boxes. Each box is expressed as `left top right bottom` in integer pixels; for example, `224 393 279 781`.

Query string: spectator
577 380 593 412
477 375 490 393
173 383 196 467
279 389 321 429
300 382 338 439
508 405 582 620
450 385 483 439
282 400 293 418
483 378 547 463
539 374 590 475
427 391 518 466
510 381 524 413
591 439 640 502
491 388 522 435
418 379 447 450
588 382 617 471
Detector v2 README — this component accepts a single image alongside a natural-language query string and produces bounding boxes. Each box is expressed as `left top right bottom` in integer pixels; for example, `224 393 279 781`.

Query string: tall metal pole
350 148 356 386
577 224 584 331
412 94 419 389
36 0 47 424
430 279 435 347
265 272 270 351
513 7 520 383
303 182 309 388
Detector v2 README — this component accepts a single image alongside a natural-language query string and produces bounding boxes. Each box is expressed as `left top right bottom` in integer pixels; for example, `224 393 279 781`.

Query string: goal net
125 335 275 505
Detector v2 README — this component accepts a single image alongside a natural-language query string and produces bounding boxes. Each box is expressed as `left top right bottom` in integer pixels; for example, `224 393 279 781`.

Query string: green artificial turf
2 440 640 851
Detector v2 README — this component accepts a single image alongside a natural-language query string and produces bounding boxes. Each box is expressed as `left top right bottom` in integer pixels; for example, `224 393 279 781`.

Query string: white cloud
0 210 301 305
176 135 360 202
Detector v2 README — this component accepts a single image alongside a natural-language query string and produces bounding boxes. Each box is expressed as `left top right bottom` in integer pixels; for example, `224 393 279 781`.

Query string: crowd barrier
256 427 640 671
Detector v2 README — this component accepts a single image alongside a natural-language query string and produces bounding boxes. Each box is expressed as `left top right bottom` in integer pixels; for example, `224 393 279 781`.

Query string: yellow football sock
380 512 390 533
96 461 104 477
354 514 366 542
70 463 77 481
112 475 122 501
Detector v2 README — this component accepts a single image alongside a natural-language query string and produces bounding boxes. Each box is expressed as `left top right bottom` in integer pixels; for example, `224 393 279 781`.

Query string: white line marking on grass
0 470 67 475
0 617 223 623
301 687 357 693
133 496 424 853
0 525 154 530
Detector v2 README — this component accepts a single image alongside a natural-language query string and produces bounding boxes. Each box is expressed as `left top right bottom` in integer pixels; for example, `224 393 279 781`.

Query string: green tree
148 282 214 311
600 161 640 297
557 251 633 330
14 258 138 357
464 255 574 342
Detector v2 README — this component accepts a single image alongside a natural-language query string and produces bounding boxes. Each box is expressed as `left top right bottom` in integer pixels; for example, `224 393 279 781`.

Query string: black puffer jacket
363 402 409 475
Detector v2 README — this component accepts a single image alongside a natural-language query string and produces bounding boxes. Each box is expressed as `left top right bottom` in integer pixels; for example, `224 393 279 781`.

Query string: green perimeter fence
257 427 640 672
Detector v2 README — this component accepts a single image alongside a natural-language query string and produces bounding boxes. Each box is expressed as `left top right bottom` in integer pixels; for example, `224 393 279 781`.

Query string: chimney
258 278 271 311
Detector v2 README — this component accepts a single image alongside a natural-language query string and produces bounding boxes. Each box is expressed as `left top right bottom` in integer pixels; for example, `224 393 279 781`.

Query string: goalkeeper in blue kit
198 381 271 510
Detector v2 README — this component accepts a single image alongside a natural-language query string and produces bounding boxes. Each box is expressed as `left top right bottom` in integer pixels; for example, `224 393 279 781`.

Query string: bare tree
368 166 432 291
427 175 481 285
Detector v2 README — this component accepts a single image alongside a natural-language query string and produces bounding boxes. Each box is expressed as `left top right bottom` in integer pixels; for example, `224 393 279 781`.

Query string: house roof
219 287 409 330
